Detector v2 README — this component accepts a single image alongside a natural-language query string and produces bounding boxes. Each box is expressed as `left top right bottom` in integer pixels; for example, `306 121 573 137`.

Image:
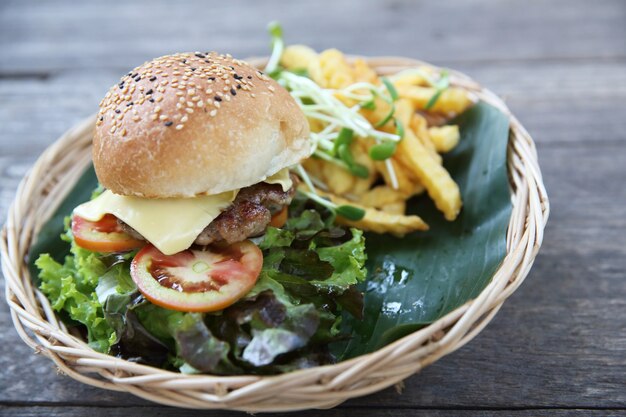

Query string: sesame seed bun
93 52 311 198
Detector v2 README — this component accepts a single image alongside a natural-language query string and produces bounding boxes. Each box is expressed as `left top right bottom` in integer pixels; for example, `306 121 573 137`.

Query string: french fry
320 160 355 195
302 158 326 187
381 201 406 215
393 98 413 126
396 129 462 221
428 125 460 153
359 96 394 129
394 99 441 163
281 45 318 71
307 117 326 134
315 49 355 89
374 158 414 195
398 85 473 114
392 157 426 197
395 98 441 166
391 72 429 87
410 114 442 164
323 192 429 236
352 58 379 83
349 141 378 195
359 185 406 207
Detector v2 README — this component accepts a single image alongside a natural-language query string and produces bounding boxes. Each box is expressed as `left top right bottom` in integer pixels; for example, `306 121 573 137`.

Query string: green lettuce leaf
36 239 116 352
34 188 368 374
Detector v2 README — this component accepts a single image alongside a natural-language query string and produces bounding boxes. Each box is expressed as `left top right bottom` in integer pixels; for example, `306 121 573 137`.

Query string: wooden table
1 1 625 415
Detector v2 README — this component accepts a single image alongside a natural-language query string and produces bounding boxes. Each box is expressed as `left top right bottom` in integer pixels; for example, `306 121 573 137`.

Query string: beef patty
119 173 298 246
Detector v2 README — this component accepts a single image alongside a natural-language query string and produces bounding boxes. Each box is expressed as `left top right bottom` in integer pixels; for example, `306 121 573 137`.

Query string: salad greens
35 194 367 374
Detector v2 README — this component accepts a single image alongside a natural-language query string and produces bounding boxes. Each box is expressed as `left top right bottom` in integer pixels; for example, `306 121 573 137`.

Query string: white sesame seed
159 115 168 121
175 124 184 130
209 109 217 117
186 108 194 114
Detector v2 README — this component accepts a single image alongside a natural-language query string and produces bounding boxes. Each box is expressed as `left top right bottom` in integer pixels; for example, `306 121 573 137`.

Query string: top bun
93 52 311 198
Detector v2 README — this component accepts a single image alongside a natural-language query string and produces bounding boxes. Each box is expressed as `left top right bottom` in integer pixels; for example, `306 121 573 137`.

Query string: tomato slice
269 207 288 228
130 241 263 312
71 213 145 253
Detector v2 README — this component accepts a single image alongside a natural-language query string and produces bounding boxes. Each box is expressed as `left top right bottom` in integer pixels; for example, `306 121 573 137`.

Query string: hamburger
73 52 311 311
36 51 367 373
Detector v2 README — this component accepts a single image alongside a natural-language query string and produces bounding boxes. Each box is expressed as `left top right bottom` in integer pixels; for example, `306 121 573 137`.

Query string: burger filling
119 173 298 246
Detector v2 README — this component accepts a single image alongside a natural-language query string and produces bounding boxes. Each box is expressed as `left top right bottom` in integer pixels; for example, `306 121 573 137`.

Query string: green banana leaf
335 102 511 358
27 101 511 362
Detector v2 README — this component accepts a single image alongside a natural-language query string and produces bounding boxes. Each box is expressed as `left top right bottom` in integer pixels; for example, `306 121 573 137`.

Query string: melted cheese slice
74 190 238 255
263 168 292 191
73 168 293 255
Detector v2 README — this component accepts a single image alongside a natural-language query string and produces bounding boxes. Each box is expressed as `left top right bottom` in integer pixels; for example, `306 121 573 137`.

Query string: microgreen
300 190 366 221
395 118 405 139
369 141 398 161
265 21 284 75
425 70 450 110
381 77 399 101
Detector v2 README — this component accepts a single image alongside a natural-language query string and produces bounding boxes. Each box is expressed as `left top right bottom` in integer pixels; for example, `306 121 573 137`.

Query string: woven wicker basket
1 57 549 412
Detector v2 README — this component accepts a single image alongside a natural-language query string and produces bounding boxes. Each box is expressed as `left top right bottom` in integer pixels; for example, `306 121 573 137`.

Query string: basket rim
1 55 549 412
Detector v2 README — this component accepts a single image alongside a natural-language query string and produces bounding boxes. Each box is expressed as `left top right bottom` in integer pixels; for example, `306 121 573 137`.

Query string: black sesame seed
126 102 134 107
214 96 222 102
99 116 104 121
131 73 138 78
230 88 236 96
195 53 205 58
190 67 196 71
145 89 153 95
149 98 155 103
164 121 173 126
182 59 187 64
236 84 242 89
134 76 141 82
149 76 157 81
115 109 121 114
204 60 211 64
208 77 215 81
229 65 235 70
247 75 252 79
233 74 242 80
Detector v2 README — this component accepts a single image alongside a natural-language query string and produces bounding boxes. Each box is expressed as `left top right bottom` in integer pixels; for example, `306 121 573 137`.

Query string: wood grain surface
1 0 625 415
